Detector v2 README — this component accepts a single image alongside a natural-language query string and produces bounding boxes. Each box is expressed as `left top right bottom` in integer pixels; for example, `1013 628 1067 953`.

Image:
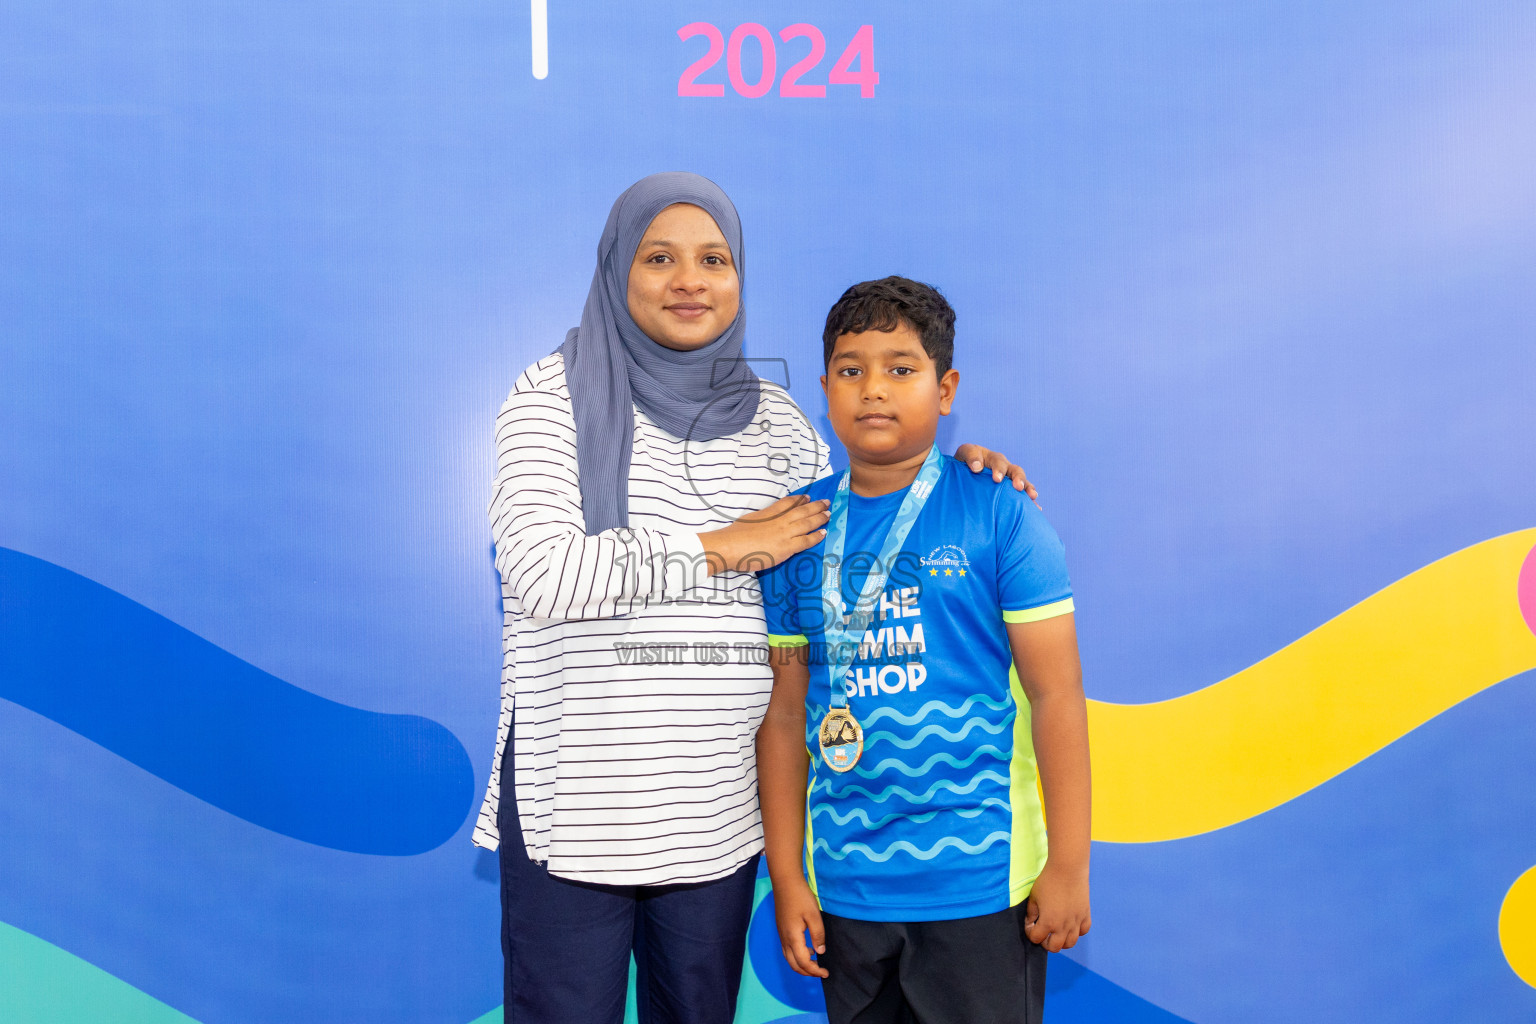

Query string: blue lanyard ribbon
821 446 945 710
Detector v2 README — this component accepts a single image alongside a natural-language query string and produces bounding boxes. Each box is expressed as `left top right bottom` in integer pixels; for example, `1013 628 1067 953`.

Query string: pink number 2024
677 24 878 98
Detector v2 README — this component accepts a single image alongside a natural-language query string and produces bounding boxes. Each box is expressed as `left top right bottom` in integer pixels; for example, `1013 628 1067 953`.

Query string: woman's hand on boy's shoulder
699 495 830 576
773 877 830 978
954 443 1038 500
1024 858 1091 953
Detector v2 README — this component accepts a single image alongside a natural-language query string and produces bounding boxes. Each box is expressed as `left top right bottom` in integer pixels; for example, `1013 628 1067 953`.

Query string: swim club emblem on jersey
922 544 971 579
819 707 864 772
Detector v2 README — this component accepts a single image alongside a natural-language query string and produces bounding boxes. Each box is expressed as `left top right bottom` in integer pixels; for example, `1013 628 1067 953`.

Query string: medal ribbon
821 445 946 710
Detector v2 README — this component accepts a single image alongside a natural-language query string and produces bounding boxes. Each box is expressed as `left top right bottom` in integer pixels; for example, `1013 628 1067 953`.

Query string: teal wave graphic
812 830 1011 862
810 797 1010 830
864 717 1011 749
851 745 1009 780
0 919 200 1024
860 694 1011 728
815 768 1012 804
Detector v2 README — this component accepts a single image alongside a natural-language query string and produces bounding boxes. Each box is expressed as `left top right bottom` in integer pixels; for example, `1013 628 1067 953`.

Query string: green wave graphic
0 920 200 1024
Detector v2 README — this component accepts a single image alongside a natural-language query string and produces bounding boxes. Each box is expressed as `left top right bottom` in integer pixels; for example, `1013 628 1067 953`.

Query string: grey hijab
559 172 760 534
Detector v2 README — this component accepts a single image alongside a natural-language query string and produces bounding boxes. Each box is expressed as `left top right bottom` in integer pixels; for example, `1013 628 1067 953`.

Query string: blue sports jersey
760 458 1074 922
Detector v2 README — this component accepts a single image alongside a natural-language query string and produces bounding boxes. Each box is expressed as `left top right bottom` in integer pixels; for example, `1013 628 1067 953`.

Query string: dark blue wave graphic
1046 957 1197 1023
0 547 475 855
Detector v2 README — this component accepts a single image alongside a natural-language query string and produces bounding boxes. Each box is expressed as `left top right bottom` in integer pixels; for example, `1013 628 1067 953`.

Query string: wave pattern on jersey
812 830 1013 863
860 694 1012 728
812 691 1020 879
863 717 1011 749
810 797 1011 831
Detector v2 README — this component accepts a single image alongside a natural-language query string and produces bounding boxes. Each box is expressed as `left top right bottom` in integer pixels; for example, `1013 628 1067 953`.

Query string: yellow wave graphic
1088 528 1536 843
1501 866 1536 989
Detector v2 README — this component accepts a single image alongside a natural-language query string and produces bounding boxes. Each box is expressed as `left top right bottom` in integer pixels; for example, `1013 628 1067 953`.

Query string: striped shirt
471 352 830 885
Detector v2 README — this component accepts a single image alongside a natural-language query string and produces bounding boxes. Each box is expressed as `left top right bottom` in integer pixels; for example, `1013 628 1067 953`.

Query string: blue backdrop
3 1 1535 1022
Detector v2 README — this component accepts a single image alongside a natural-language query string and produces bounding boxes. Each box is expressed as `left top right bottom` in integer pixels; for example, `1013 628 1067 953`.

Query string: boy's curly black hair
822 276 955 378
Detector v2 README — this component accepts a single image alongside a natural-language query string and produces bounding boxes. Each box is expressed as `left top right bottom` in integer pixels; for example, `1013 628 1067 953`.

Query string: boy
756 277 1091 1024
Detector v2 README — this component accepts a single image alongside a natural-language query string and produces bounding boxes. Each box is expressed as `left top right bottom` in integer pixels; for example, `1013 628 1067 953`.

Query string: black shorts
818 902 1047 1024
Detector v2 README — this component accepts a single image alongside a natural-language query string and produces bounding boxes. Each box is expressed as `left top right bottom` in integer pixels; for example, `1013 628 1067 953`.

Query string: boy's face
821 323 959 466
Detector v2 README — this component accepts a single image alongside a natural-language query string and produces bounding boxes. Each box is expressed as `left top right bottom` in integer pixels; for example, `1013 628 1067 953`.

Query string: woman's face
626 203 740 351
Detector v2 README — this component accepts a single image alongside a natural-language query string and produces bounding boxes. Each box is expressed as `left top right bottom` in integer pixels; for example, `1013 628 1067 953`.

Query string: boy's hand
1024 858 1091 952
773 878 830 978
954 443 1038 500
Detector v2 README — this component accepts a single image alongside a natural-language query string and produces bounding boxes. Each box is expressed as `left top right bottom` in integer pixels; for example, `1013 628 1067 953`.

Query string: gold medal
818 707 863 772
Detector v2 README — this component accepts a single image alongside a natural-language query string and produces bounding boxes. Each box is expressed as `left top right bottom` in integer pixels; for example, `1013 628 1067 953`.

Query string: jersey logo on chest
921 543 971 579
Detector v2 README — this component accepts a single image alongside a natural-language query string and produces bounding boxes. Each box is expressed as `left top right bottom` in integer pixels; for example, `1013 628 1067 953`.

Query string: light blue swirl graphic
810 797 1011 830
813 769 1012 805
860 694 1012 728
864 716 1011 749
812 830 1011 862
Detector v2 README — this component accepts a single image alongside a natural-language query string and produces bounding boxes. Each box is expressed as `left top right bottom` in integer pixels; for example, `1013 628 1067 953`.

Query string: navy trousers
497 743 760 1024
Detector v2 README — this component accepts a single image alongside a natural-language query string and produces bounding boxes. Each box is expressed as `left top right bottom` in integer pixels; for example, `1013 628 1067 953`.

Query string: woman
472 172 1031 1023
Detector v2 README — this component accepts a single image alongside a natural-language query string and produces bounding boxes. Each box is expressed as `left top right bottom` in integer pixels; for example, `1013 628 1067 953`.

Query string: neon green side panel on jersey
803 778 820 896
1007 665 1050 905
767 633 809 647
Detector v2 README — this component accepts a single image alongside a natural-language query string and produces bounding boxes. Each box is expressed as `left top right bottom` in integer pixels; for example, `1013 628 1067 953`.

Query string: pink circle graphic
1520 543 1536 639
